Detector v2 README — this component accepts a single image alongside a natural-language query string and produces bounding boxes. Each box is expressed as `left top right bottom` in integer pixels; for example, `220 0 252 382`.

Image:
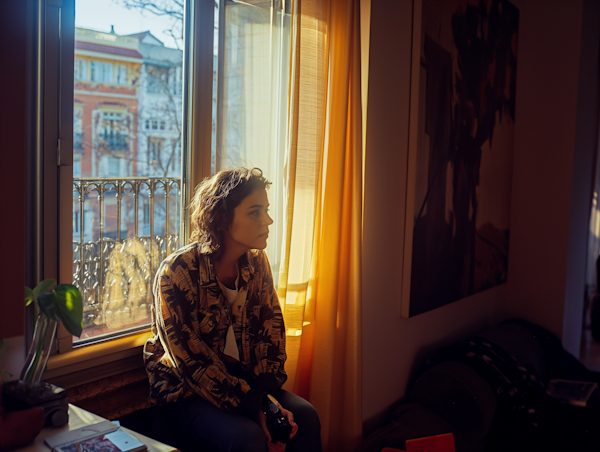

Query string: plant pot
2 381 69 428
0 379 46 451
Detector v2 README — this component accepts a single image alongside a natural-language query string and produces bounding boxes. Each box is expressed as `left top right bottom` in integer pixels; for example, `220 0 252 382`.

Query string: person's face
223 188 273 254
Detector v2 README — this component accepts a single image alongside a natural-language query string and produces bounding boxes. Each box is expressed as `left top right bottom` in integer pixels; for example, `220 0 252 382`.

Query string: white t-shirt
217 273 244 361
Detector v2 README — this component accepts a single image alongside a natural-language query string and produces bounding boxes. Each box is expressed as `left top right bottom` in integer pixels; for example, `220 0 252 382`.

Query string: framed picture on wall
401 0 520 317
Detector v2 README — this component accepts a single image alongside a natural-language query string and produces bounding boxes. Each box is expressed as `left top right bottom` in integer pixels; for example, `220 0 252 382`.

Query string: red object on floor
405 433 455 452
381 448 406 452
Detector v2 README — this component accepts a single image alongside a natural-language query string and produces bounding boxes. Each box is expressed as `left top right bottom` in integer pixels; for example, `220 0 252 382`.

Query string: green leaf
25 286 35 306
33 279 56 298
53 284 83 337
37 292 59 321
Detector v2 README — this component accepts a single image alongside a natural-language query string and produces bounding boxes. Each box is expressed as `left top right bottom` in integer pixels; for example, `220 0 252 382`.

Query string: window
74 105 83 151
146 64 169 94
213 0 292 280
37 0 291 381
116 64 128 85
73 21 183 341
74 58 87 80
90 60 113 83
95 109 129 153
144 118 167 131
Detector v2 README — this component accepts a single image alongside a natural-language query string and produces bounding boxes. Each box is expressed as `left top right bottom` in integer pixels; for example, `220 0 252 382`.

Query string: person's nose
264 212 274 226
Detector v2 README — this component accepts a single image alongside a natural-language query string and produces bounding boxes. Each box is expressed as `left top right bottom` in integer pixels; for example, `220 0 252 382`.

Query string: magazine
55 428 147 452
546 379 598 407
45 421 119 450
45 421 146 452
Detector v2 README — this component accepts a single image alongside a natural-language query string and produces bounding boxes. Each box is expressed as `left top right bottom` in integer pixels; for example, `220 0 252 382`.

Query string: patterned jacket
143 243 287 417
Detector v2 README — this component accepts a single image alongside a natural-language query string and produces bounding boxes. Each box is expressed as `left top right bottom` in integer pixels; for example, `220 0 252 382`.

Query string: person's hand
258 410 286 451
257 400 298 451
279 406 298 441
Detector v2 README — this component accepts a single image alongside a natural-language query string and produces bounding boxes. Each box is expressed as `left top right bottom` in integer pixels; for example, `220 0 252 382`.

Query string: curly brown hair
189 167 271 257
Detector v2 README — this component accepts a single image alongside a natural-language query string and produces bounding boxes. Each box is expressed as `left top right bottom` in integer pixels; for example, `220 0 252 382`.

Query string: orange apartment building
73 27 142 179
73 28 143 243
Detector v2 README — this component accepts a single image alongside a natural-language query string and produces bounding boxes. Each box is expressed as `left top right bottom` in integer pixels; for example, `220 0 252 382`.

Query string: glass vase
19 313 57 389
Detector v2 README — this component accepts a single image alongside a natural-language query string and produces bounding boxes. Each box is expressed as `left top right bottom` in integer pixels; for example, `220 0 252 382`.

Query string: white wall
362 0 506 430
362 0 599 430
505 0 599 355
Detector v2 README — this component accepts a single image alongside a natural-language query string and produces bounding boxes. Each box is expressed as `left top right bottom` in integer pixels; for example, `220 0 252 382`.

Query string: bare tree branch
113 0 184 48
116 0 183 20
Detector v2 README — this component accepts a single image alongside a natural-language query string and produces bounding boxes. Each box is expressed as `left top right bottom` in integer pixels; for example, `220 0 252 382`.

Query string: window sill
44 330 153 382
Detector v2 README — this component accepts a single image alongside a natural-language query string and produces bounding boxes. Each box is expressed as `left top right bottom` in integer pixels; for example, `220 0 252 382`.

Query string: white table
15 405 178 452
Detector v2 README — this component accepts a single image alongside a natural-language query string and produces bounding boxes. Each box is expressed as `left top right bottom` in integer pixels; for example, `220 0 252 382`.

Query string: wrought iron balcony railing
98 133 128 151
73 176 181 341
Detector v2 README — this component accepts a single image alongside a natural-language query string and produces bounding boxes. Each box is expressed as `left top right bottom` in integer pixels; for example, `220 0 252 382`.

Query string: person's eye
250 210 260 217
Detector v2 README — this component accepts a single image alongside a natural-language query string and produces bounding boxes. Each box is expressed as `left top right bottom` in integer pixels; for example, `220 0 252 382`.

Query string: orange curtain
278 0 363 450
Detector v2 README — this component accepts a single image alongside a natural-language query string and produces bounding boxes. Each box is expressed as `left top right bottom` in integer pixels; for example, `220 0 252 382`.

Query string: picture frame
401 0 519 317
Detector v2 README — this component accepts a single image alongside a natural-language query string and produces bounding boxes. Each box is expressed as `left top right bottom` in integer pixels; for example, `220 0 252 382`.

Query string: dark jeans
153 390 321 452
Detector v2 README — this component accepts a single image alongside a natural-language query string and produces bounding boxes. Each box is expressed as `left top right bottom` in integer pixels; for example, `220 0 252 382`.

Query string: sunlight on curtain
277 0 328 389
278 0 363 450
214 0 292 279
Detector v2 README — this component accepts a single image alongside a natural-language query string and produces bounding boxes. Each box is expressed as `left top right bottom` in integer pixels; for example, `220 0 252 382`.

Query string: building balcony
72 176 181 341
98 133 129 151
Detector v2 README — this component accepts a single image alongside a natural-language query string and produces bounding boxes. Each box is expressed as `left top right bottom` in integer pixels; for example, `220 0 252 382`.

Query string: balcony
98 133 129 151
73 176 181 342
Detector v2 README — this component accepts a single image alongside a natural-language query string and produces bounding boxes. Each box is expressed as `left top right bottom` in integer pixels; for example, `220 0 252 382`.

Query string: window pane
73 0 184 342
214 0 292 283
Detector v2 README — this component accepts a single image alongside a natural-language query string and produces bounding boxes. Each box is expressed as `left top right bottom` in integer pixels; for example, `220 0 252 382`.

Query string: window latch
57 138 73 167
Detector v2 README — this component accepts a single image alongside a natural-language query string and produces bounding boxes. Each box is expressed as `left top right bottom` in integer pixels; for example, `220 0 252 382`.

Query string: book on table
546 379 598 407
44 420 147 452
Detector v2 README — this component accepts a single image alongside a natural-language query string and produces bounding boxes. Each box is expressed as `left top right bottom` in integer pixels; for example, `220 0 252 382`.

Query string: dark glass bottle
262 394 292 443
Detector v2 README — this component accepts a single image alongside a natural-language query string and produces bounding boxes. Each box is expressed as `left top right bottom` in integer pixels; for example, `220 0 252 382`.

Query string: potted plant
20 279 83 388
0 282 82 445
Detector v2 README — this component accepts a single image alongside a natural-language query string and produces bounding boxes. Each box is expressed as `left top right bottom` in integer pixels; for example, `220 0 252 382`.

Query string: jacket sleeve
250 250 288 391
153 255 252 413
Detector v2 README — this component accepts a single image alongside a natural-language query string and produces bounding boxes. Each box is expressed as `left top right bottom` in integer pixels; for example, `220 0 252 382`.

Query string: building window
74 105 83 152
144 118 167 131
96 109 129 153
146 64 169 94
116 64 127 85
74 58 87 80
91 60 113 83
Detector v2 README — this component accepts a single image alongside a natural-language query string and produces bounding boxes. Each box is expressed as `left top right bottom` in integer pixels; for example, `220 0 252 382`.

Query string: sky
75 0 181 49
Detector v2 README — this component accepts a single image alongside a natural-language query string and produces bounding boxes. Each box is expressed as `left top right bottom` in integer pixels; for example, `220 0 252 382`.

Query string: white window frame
35 0 215 384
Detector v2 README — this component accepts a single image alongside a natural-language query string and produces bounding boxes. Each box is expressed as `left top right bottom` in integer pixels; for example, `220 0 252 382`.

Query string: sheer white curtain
214 0 292 278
